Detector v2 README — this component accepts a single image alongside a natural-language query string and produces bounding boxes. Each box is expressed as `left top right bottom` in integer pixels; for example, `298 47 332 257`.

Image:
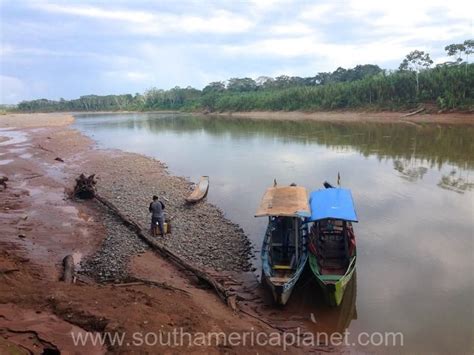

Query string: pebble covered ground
80 150 253 280
80 207 149 281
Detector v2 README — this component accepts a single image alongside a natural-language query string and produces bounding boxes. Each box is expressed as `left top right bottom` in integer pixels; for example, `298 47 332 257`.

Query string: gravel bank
80 206 149 282
80 151 253 275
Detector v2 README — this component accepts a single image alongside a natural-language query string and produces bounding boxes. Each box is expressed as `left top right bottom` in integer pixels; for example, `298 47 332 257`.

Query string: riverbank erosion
0 113 291 354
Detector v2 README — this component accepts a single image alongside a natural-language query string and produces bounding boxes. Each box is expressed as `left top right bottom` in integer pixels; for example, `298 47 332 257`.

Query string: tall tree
203 81 225 93
226 78 257 92
463 39 473 64
399 50 433 96
445 39 473 74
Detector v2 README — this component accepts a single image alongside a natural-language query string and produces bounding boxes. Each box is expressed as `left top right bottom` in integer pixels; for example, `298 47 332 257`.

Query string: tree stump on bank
73 174 97 199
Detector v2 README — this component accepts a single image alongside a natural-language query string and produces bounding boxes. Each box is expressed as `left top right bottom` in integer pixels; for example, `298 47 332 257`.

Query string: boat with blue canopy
307 185 358 306
255 184 310 305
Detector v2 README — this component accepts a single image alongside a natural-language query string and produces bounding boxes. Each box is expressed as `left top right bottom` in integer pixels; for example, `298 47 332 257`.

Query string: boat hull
261 218 308 306
309 253 356 306
261 252 308 305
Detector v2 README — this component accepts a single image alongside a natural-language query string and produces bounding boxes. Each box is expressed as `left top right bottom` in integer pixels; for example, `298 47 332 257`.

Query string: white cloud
33 3 254 35
299 3 335 21
222 35 415 69
0 75 28 104
36 3 155 23
266 22 315 36
221 0 472 71
103 70 149 83
2 0 473 101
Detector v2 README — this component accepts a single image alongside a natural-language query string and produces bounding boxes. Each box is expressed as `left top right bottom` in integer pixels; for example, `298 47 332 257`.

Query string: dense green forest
15 40 474 113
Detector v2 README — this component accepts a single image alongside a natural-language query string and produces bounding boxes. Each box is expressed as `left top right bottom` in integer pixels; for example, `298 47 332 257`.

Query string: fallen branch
401 107 425 117
93 192 238 312
116 277 190 295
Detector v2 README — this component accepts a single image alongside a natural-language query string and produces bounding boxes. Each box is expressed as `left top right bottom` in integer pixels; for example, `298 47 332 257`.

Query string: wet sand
211 110 474 125
0 113 287 353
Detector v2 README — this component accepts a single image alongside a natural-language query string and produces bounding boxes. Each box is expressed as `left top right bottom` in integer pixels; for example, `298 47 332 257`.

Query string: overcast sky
0 0 472 104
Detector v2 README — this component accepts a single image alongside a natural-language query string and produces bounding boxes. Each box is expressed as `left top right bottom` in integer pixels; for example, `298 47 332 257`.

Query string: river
74 112 474 353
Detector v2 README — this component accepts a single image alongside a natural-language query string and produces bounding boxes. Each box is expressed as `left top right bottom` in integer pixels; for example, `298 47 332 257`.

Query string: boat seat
273 264 292 270
269 276 290 284
272 253 296 270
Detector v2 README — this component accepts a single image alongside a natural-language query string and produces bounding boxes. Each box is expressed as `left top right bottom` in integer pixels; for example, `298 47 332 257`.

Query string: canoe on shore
186 176 209 203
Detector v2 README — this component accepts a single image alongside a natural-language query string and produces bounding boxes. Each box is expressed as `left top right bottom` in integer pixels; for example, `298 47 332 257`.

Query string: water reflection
293 271 358 336
393 160 428 182
74 113 474 353
243 270 358 346
77 113 474 173
438 169 474 193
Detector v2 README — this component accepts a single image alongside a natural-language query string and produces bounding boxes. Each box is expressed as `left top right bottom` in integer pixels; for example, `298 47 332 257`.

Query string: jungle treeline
15 41 474 113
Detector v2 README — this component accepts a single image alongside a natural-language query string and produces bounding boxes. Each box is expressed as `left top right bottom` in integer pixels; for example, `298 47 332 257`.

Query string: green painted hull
309 253 356 306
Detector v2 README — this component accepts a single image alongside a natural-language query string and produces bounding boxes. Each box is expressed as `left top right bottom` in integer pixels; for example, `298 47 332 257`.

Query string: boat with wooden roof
307 185 358 306
255 184 310 305
186 176 209 203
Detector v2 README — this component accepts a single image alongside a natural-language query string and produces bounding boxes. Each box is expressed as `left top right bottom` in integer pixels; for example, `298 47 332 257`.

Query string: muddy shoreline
207 110 474 125
5 109 474 125
0 113 283 354
1 113 253 275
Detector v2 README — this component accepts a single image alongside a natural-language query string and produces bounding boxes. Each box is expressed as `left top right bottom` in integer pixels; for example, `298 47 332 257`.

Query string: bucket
163 221 171 234
154 221 170 234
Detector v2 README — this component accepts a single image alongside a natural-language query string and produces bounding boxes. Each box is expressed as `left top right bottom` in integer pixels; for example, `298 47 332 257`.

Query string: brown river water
74 113 474 354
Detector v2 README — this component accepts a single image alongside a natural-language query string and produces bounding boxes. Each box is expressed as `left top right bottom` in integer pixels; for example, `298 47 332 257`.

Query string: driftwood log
62 254 75 283
71 173 238 311
93 193 238 312
401 106 425 117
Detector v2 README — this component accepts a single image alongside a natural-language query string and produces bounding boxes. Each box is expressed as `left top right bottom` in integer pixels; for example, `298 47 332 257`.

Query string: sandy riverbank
209 110 474 125
0 113 290 354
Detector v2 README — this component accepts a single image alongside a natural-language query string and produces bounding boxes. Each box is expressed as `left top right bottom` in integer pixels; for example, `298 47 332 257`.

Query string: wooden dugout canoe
186 176 209 203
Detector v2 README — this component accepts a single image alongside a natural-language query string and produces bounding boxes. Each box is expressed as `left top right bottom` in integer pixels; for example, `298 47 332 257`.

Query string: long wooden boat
307 186 358 306
255 185 311 305
186 176 209 203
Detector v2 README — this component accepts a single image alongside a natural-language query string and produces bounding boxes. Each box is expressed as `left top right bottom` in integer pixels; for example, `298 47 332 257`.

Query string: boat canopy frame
307 188 358 222
255 186 311 218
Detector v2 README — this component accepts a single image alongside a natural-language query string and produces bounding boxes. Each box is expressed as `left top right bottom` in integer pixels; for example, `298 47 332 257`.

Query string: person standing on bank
149 195 165 237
